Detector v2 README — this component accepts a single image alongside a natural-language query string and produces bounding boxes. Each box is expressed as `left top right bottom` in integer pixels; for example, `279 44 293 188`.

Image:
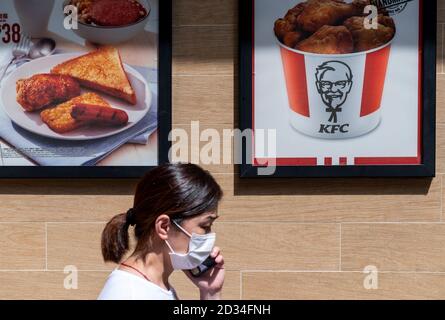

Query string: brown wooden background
0 0 444 299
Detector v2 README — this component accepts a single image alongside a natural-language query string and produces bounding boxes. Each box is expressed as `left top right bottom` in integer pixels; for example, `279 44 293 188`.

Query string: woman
98 163 224 300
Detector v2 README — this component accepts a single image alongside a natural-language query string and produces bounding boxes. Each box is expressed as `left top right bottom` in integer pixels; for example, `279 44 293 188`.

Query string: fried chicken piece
274 3 306 41
16 74 80 112
274 18 296 41
297 0 368 33
378 14 396 29
296 25 354 54
283 31 305 48
284 2 307 25
40 92 111 133
343 15 395 52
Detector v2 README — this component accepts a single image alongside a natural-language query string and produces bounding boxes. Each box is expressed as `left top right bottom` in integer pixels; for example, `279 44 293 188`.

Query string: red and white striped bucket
278 39 392 139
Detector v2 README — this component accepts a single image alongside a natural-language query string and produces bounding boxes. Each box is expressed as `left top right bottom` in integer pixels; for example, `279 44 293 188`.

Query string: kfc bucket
274 1 396 139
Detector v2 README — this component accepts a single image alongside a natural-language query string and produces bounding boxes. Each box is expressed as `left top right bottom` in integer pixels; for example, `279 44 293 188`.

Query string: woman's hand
183 246 225 300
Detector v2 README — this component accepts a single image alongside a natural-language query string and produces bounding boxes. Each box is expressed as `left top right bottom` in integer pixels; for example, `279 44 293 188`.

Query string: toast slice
51 47 137 105
41 92 111 133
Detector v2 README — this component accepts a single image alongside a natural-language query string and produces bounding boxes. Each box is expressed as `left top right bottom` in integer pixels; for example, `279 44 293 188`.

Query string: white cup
14 0 55 38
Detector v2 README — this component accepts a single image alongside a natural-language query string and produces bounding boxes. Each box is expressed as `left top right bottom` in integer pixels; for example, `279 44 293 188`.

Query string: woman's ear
154 214 171 240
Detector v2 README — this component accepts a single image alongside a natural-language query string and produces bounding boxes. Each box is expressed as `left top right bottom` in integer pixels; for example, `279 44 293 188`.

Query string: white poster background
254 0 420 164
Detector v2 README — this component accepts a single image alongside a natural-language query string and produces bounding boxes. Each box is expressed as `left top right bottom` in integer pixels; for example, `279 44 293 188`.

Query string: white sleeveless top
98 269 177 300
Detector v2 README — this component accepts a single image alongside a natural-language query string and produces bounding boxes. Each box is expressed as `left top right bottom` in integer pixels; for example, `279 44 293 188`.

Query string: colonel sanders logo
315 61 353 124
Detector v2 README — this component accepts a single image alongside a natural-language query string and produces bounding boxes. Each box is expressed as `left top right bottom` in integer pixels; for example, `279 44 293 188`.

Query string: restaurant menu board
239 0 435 178
0 0 171 178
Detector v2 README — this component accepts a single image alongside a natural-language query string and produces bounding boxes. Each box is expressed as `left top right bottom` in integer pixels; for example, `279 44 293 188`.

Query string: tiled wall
0 0 445 300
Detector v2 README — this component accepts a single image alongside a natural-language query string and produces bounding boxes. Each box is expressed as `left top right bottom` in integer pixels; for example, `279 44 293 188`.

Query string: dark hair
101 163 223 263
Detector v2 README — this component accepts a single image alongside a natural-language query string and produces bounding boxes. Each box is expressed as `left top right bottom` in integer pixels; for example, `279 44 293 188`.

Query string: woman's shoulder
97 269 136 300
97 269 176 300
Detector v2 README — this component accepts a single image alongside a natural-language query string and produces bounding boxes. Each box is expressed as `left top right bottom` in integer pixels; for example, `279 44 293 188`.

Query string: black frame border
0 0 172 179
239 0 436 178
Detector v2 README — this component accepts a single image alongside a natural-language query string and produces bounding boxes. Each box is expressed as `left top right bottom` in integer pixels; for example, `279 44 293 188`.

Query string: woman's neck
121 250 173 291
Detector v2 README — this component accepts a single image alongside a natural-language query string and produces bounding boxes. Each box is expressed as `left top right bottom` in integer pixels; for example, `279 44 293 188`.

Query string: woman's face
168 211 218 254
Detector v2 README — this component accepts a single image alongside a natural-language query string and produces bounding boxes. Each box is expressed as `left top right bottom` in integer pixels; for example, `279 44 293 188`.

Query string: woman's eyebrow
205 215 218 222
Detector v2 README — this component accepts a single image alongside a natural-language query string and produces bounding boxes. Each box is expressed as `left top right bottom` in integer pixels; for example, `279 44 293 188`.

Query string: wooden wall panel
0 0 443 300
214 223 340 271
173 25 236 75
341 224 445 272
173 75 234 125
242 272 445 300
0 180 135 222
0 223 45 270
219 175 441 223
47 223 111 271
173 0 237 26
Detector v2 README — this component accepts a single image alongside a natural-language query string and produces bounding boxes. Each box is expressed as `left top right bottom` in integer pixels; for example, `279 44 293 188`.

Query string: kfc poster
0 0 172 178
240 0 436 177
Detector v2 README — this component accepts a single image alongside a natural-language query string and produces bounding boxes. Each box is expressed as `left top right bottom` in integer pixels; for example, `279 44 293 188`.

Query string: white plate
0 53 152 140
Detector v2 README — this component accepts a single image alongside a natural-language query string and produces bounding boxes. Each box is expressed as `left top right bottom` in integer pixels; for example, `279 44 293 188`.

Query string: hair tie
126 208 136 226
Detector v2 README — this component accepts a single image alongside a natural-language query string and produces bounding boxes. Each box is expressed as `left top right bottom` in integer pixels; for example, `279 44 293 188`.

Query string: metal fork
0 36 32 84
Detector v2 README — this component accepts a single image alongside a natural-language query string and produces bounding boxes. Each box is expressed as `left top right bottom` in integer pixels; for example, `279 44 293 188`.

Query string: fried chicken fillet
297 0 369 33
16 74 80 112
40 92 111 133
296 25 354 54
343 15 396 52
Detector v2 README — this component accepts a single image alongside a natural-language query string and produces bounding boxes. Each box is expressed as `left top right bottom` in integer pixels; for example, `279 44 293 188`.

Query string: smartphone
189 256 217 277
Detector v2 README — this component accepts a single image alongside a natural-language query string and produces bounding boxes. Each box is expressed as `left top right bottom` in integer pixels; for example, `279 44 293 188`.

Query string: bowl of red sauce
64 0 151 44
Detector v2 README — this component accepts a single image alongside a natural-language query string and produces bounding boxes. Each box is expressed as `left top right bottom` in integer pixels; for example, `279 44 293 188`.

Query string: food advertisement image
0 0 159 168
253 0 421 167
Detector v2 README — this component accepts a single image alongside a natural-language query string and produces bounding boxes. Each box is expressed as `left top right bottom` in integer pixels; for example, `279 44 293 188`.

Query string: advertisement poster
0 0 170 177
240 0 435 177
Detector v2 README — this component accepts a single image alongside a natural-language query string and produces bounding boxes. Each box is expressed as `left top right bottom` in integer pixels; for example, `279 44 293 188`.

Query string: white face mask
165 220 216 270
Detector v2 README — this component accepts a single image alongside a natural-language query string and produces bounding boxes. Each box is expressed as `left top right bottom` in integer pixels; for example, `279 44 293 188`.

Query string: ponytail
101 213 131 263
